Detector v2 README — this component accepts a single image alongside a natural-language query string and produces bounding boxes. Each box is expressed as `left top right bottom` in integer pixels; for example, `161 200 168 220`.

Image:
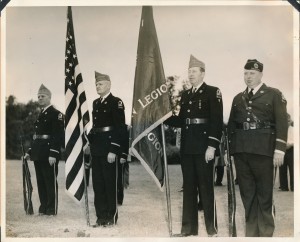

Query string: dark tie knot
248 88 254 99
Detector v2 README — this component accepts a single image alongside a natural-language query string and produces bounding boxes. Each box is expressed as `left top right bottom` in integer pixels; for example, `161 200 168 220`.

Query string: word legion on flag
137 83 169 109
130 6 172 189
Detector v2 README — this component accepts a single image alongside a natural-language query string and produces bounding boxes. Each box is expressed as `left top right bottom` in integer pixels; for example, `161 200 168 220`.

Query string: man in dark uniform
117 125 129 205
24 84 64 216
228 59 288 237
279 113 294 191
89 71 126 227
166 55 223 237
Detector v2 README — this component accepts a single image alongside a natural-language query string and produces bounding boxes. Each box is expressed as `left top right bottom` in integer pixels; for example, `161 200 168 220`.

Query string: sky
4 3 296 125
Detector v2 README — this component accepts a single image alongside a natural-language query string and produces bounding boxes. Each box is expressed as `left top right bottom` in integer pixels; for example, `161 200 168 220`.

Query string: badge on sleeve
58 113 63 120
216 89 222 101
118 100 124 109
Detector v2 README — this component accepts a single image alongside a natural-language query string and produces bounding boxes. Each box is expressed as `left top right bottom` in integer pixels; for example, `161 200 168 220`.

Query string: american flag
64 6 90 202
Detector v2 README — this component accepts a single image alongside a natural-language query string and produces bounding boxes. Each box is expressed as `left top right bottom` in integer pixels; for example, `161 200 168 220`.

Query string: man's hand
49 157 56 166
273 152 284 167
108 152 116 163
120 158 126 164
205 146 215 163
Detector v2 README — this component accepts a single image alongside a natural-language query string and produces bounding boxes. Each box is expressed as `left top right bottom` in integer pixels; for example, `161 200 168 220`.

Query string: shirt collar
193 82 204 92
248 82 263 95
42 104 52 112
100 92 111 101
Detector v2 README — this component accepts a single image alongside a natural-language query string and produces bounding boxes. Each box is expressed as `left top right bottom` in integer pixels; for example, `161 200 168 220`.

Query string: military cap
38 84 51 97
244 59 263 72
95 71 110 82
189 55 205 71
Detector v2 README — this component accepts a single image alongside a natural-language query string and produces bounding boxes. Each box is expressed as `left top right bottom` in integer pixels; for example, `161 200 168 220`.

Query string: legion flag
64 6 90 202
131 6 172 190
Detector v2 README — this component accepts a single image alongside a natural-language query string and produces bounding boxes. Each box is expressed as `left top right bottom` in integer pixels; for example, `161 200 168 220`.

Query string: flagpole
161 124 172 236
83 156 90 226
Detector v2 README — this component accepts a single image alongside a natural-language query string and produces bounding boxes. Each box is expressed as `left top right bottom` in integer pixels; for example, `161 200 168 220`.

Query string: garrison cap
38 84 51 97
244 59 263 72
189 55 205 71
95 71 110 82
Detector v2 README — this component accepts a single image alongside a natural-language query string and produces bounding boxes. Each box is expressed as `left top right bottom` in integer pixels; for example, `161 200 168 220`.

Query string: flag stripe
64 6 90 203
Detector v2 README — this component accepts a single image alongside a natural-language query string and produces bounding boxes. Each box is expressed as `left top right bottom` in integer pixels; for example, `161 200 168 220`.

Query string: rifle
224 128 237 236
20 136 34 215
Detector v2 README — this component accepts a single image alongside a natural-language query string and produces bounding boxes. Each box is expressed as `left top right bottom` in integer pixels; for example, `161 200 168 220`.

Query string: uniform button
189 101 192 104
247 118 250 121
248 112 251 115
94 117 97 119
104 110 106 112
187 110 190 112
35 126 38 128
186 126 188 129
96 110 98 112
249 101 252 104
248 107 252 110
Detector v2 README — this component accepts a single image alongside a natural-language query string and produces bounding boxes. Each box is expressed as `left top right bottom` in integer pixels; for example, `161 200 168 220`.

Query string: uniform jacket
89 93 126 156
28 105 65 161
166 82 223 154
228 83 288 157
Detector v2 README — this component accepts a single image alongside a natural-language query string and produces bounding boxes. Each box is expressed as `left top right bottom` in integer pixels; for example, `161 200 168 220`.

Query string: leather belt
236 122 275 131
33 134 51 140
92 126 114 133
185 118 208 125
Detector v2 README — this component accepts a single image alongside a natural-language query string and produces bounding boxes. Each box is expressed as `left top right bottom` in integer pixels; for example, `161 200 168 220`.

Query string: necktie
248 88 254 99
193 87 197 93
99 97 103 103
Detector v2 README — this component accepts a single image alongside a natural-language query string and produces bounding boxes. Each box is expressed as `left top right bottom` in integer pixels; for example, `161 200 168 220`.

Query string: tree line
5 93 180 163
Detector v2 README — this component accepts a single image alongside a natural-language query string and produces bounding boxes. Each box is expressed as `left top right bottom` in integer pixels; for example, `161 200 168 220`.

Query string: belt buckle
249 122 256 129
194 119 199 124
186 118 190 125
243 122 250 130
33 134 37 140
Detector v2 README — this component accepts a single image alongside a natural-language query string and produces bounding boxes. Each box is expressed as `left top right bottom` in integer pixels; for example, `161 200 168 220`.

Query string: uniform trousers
279 147 294 191
234 153 274 237
33 160 58 215
181 154 217 235
117 162 125 205
92 155 118 224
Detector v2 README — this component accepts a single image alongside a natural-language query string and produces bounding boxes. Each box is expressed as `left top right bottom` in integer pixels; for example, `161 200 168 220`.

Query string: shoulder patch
216 89 222 99
58 113 63 120
118 100 124 109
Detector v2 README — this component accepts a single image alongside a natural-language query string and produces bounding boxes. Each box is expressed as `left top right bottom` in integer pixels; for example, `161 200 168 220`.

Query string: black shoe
105 219 116 226
118 201 123 206
93 219 106 227
172 232 197 237
279 188 289 191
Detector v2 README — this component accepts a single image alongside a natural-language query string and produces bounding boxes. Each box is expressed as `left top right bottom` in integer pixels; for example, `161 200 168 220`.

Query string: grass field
5 159 294 238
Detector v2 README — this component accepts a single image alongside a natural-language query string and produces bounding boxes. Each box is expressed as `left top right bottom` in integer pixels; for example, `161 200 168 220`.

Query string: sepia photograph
1 0 299 241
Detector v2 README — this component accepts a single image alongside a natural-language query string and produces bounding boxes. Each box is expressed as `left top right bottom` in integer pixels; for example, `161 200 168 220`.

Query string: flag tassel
161 124 173 236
